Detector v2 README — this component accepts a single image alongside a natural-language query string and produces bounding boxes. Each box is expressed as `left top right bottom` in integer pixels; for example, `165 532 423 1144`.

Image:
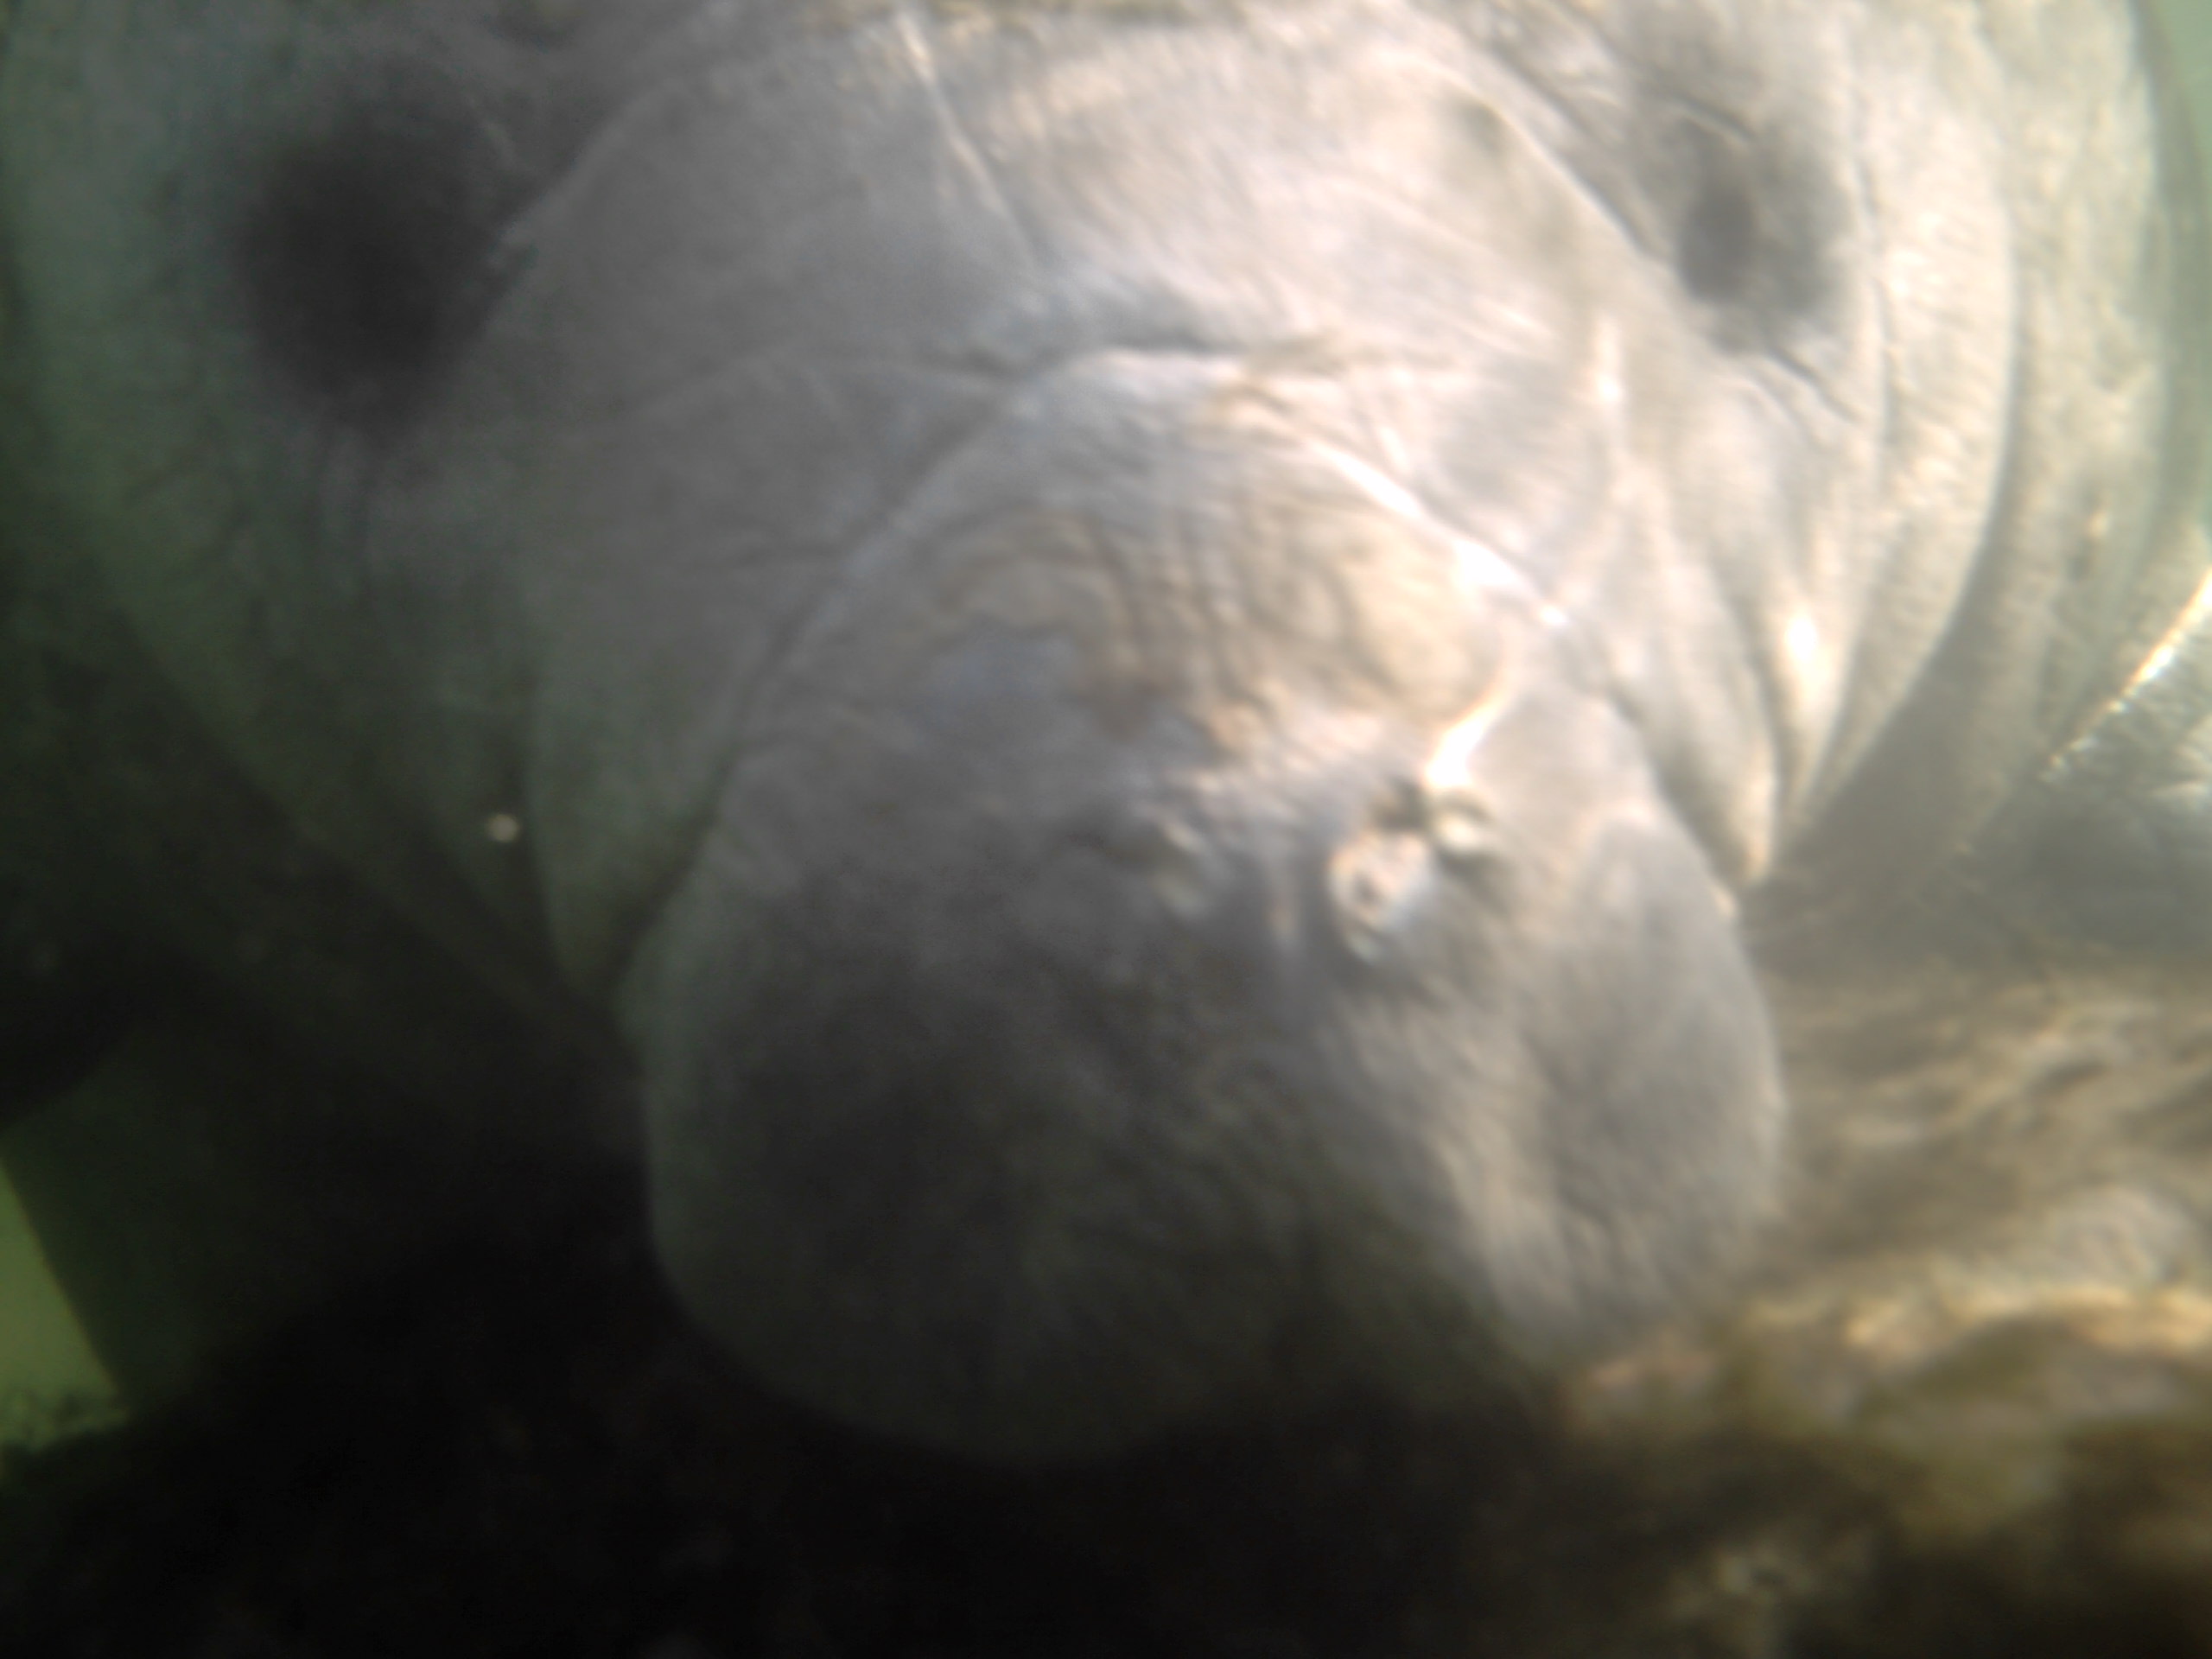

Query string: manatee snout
623 380 1784 1459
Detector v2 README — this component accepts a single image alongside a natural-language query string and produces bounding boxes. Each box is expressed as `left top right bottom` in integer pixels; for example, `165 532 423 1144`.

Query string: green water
2163 1 2212 185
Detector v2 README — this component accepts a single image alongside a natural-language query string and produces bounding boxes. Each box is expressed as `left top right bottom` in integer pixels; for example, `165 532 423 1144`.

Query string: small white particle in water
484 812 524 845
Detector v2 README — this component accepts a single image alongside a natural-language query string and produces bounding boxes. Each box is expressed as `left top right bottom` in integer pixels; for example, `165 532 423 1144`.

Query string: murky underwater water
8 940 2212 1657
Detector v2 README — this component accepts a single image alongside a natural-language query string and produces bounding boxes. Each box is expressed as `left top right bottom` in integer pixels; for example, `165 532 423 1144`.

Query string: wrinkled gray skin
0 0 2203 1463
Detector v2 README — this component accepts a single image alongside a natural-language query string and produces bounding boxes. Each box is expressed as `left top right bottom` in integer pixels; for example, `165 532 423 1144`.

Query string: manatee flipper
1970 525 2212 953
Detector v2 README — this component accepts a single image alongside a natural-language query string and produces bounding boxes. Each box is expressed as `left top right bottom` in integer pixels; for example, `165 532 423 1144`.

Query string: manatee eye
1664 118 1832 352
1675 159 1758 303
236 86 520 426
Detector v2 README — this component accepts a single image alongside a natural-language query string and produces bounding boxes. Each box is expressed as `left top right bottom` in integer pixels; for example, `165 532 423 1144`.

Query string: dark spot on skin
235 76 526 429
1663 118 1834 353
1675 162 1758 304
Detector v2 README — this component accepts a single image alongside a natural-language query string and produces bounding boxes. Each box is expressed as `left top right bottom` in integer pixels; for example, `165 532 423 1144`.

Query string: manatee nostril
1327 822 1436 961
1324 776 1502 961
1422 783 1500 869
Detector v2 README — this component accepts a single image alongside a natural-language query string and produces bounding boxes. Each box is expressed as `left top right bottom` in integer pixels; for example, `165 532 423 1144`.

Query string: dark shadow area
3 1131 2207 1658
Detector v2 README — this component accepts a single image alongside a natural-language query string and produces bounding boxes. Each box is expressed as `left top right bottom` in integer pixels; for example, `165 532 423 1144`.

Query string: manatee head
0 0 1944 1459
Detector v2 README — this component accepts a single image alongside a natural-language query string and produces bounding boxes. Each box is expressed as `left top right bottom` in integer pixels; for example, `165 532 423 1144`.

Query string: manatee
0 0 2202 1465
